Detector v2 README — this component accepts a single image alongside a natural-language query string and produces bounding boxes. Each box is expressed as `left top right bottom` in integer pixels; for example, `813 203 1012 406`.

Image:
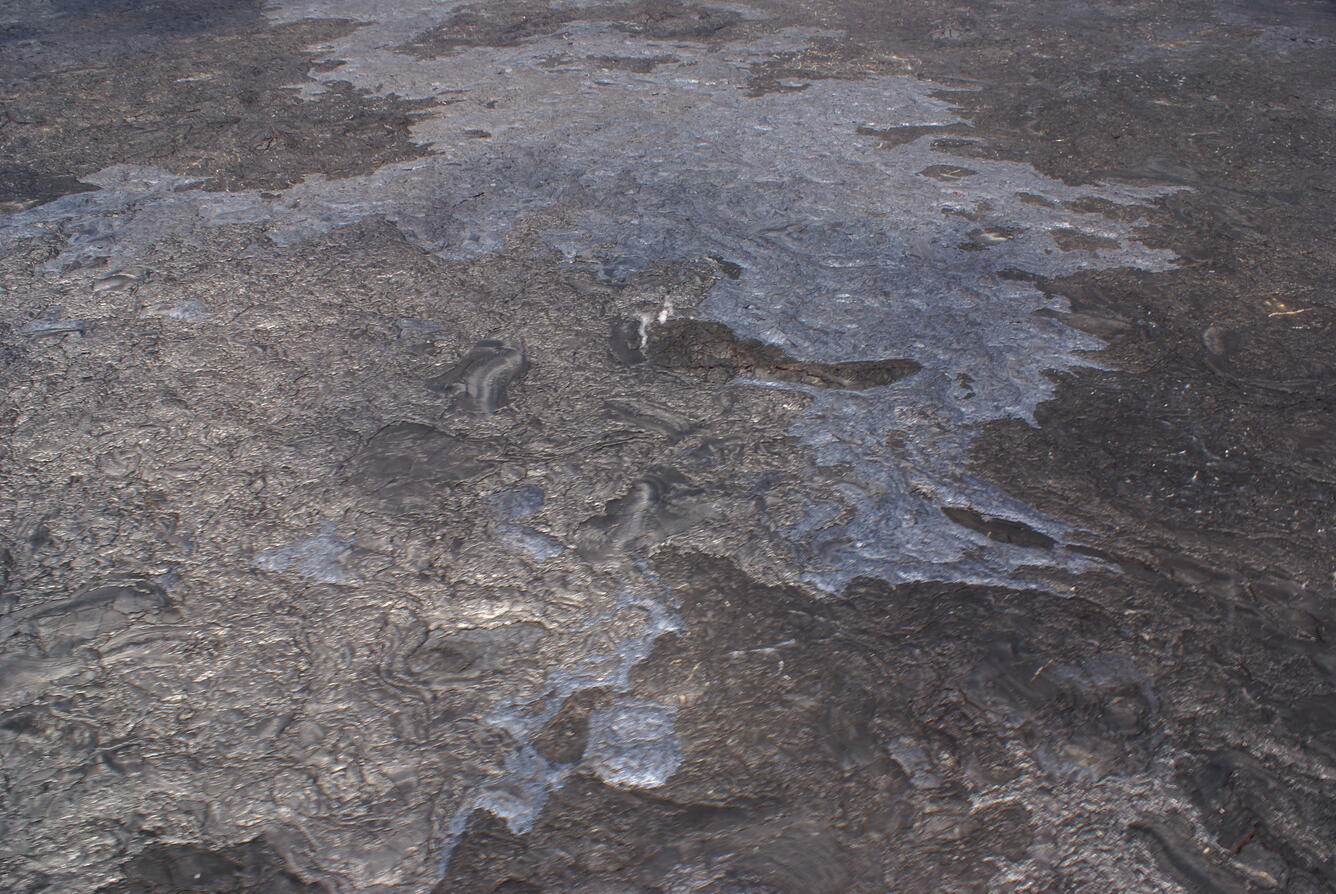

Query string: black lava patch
644 318 921 389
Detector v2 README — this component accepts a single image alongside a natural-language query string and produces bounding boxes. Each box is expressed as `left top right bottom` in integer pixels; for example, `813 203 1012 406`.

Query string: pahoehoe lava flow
2 0 1335 891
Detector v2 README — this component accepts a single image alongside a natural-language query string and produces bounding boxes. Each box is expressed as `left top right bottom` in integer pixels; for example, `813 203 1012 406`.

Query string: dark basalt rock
615 1 742 39
0 166 97 212
343 422 496 511
532 689 609 764
2 581 174 656
1128 820 1254 894
576 466 704 560
3 16 431 191
402 0 741 57
7 0 1336 887
608 318 647 366
426 340 530 415
644 319 920 389
96 838 323 893
941 506 1056 550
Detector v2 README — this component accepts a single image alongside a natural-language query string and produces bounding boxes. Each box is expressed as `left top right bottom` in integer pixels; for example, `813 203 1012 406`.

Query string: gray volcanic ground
2 0 1336 892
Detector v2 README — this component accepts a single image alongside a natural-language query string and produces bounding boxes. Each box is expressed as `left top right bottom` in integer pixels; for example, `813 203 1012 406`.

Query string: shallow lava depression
2 0 1336 891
